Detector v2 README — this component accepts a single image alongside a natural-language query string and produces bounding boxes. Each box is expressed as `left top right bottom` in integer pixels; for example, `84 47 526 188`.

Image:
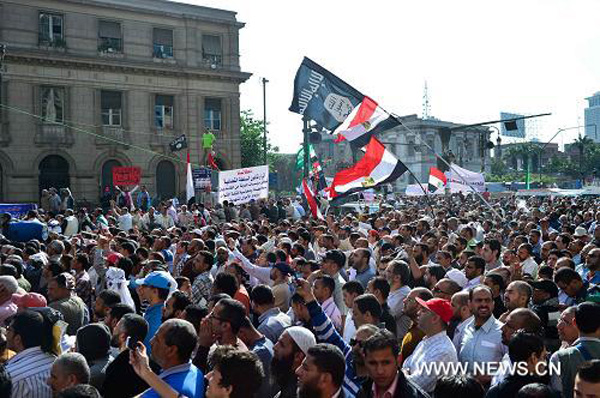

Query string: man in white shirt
314 275 342 331
517 243 539 279
450 291 472 353
6 310 56 398
384 260 412 341
117 207 133 232
463 256 485 291
402 297 458 393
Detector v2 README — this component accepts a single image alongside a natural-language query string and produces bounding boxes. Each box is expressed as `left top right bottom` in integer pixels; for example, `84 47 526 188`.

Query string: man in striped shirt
5 310 56 398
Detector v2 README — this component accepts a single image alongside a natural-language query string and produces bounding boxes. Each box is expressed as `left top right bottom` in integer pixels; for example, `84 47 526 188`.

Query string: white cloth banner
445 164 485 193
218 165 269 205
404 184 444 196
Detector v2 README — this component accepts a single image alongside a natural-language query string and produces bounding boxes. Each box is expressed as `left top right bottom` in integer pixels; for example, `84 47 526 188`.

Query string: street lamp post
262 77 268 165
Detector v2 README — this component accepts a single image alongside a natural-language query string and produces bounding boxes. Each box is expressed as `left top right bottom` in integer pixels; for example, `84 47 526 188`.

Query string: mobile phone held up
126 336 139 351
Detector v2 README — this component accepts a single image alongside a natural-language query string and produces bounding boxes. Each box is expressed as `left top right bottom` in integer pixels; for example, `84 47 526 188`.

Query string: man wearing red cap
401 297 458 393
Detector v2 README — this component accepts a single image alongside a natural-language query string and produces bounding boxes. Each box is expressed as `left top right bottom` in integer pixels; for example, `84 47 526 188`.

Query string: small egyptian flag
302 178 323 220
428 167 447 193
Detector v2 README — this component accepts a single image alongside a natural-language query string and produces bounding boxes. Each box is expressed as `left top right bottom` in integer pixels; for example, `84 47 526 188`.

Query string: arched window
156 160 176 200
101 159 122 195
39 155 69 196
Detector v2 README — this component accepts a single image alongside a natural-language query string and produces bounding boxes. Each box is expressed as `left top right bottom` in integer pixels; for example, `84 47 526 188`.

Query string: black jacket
357 371 430 398
101 349 160 398
485 374 551 398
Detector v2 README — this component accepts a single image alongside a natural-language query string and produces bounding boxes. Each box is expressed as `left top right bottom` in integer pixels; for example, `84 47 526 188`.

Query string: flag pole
384 112 503 220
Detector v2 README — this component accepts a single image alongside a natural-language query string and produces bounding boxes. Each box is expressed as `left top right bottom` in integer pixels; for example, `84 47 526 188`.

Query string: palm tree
573 135 594 178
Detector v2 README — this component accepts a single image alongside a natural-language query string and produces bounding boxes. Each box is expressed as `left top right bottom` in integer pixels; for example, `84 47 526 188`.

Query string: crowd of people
0 187 599 398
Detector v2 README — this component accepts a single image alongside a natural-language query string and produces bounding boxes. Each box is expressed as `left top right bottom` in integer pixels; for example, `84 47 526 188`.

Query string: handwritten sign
113 167 141 186
218 165 269 205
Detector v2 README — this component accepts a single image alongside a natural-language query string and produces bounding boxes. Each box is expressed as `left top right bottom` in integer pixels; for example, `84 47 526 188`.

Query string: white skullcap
285 326 316 355
445 268 468 288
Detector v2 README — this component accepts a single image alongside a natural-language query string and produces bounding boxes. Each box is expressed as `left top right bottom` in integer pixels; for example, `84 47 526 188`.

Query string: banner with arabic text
218 165 269 205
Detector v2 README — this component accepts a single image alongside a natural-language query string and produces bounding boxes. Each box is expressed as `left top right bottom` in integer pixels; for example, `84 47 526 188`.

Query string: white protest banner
445 164 485 193
218 165 269 205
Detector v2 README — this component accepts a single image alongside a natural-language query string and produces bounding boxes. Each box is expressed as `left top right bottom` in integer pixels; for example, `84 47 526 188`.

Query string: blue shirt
144 302 164 357
142 362 204 398
354 267 375 289
458 315 505 373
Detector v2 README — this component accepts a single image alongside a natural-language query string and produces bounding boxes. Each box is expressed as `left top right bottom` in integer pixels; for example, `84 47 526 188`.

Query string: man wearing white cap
272 326 316 398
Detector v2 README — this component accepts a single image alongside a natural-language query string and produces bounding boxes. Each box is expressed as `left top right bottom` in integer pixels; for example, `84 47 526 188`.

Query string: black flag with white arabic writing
289 57 364 131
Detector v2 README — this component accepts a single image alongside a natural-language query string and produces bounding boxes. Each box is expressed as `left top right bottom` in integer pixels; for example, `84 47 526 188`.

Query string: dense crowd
0 188 599 398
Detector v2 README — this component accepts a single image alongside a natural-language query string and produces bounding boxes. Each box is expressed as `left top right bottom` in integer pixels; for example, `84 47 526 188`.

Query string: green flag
295 144 316 170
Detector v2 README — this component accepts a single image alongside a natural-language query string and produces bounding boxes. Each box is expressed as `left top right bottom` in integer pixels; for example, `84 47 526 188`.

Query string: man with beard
93 289 121 322
161 290 191 322
296 343 346 398
582 247 600 284
351 248 375 289
357 329 429 398
102 314 158 398
463 256 485 290
556 306 579 349
517 243 539 279
272 326 316 398
499 281 532 323
482 239 502 271
457 286 504 386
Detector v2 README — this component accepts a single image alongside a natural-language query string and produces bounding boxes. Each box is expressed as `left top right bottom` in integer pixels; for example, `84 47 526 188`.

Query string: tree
573 135 595 177
240 110 279 169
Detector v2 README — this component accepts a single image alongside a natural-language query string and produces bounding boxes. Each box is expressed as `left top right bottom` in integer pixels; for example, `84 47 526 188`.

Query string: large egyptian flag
332 96 400 150
428 167 447 193
289 58 398 149
326 136 407 200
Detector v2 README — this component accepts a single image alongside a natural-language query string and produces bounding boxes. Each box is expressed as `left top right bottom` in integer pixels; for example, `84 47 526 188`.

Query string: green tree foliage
240 110 279 169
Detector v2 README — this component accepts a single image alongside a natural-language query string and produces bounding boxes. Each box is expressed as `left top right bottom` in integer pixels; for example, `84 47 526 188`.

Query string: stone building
315 114 492 192
0 0 250 203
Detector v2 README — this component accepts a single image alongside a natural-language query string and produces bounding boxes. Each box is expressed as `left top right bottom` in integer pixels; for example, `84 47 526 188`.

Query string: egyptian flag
428 167 447 193
302 178 324 220
207 150 219 170
333 97 400 150
326 137 407 200
310 155 327 193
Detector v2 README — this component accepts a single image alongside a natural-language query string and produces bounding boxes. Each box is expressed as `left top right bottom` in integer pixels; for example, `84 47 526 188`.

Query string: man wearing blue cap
134 271 176 356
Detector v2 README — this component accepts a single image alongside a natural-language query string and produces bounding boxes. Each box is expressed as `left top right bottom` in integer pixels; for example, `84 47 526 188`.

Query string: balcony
98 37 123 58
96 126 130 148
35 124 74 147
150 129 177 150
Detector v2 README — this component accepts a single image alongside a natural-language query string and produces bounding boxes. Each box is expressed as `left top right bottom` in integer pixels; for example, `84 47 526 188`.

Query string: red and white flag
428 167 447 193
333 97 400 150
302 178 323 220
326 136 407 200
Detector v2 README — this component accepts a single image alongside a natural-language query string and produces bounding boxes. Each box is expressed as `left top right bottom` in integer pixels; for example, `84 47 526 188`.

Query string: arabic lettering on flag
289 57 363 131
428 167 447 193
169 134 188 152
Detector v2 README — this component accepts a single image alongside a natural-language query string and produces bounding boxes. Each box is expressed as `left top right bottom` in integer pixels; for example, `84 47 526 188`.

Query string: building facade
0 0 250 203
315 115 492 192
584 92 600 143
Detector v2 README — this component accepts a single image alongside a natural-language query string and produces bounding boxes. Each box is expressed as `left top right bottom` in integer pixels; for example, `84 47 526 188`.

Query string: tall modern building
584 92 600 142
0 0 250 203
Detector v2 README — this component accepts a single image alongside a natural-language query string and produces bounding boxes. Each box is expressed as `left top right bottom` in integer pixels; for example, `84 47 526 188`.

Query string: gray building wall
0 0 250 203
315 114 491 192
585 92 600 143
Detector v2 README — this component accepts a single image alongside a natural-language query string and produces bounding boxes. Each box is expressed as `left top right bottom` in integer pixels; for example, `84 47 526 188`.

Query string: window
155 95 174 129
101 91 122 126
407 138 415 157
204 98 221 131
39 12 64 46
41 87 64 123
153 28 173 59
202 35 222 67
98 21 122 53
